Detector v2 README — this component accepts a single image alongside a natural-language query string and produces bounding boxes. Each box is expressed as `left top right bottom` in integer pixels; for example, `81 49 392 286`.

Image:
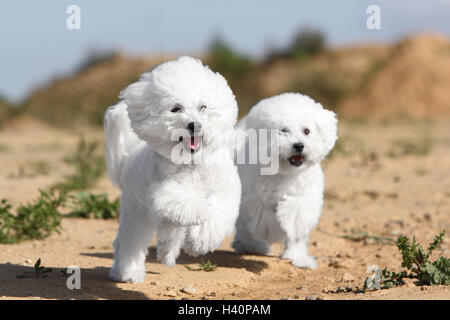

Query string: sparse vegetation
318 227 394 245
33 258 53 277
0 190 65 244
16 258 53 279
388 136 433 157
0 138 117 244
28 161 51 176
67 192 119 219
185 259 217 272
364 232 449 290
51 137 105 192
287 28 327 59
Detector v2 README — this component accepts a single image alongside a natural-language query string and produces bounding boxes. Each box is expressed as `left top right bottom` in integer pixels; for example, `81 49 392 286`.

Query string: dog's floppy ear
315 106 338 156
119 81 151 108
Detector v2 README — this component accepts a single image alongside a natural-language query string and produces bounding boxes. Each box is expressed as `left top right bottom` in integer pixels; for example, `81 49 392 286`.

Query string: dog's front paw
109 267 146 283
289 255 318 269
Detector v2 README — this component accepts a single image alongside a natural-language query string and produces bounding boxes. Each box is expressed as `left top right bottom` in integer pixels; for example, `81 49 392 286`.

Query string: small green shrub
0 190 66 244
185 259 217 272
365 231 449 289
16 258 53 279
67 192 119 219
52 137 105 192
318 227 394 245
0 138 115 243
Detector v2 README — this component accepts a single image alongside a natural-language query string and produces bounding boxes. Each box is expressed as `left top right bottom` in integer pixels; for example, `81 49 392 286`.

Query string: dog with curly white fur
232 93 337 269
104 56 241 283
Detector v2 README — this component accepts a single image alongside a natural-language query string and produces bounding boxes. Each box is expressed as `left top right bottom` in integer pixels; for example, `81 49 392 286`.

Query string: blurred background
1 0 450 124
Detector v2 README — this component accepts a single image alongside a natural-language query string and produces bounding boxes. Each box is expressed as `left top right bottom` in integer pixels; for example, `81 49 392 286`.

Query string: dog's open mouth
288 154 305 167
179 136 202 153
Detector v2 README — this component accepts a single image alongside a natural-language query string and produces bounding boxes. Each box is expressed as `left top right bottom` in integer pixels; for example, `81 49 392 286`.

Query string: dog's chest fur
157 154 233 198
253 173 305 212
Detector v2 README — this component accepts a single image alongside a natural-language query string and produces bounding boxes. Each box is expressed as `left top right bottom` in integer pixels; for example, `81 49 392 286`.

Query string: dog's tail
104 101 141 187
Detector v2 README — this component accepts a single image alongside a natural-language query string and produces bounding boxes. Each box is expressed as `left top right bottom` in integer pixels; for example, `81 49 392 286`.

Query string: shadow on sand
0 263 148 300
0 248 269 299
82 246 269 274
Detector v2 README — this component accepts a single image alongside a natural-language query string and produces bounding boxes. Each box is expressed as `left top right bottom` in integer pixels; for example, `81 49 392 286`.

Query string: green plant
365 231 449 290
0 138 112 243
67 192 119 219
185 259 217 272
0 190 66 244
16 258 53 279
52 137 105 192
34 258 53 277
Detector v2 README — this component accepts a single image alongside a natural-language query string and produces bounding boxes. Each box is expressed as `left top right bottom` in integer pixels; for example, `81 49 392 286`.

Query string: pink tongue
190 137 200 150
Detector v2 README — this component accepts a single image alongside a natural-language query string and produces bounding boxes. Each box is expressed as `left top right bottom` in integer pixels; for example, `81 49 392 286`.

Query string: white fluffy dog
232 93 337 269
104 56 241 283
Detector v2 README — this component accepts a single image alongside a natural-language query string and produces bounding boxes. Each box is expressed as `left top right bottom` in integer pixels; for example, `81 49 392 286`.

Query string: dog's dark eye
304 128 310 135
200 105 207 112
281 128 290 133
171 105 183 113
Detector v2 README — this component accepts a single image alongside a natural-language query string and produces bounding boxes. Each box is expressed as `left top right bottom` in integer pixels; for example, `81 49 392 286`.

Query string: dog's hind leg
110 195 155 283
232 216 270 255
156 221 185 266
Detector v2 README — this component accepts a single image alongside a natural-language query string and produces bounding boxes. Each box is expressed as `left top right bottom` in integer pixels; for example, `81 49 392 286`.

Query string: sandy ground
0 118 449 300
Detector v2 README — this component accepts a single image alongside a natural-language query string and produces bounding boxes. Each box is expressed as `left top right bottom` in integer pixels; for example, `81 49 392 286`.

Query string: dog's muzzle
179 122 203 153
289 142 305 166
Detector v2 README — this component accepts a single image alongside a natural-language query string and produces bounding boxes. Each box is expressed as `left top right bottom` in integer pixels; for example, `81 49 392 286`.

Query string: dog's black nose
187 122 202 134
293 142 304 152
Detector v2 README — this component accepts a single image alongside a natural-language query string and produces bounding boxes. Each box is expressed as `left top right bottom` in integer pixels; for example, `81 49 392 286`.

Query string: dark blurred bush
75 50 119 74
266 28 327 63
289 28 327 58
207 38 263 117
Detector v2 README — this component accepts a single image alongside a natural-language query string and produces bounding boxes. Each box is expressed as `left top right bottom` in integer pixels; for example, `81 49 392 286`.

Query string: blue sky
1 0 449 102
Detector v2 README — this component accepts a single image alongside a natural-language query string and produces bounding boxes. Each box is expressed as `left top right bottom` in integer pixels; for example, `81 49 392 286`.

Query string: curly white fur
105 56 241 283
232 93 338 269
